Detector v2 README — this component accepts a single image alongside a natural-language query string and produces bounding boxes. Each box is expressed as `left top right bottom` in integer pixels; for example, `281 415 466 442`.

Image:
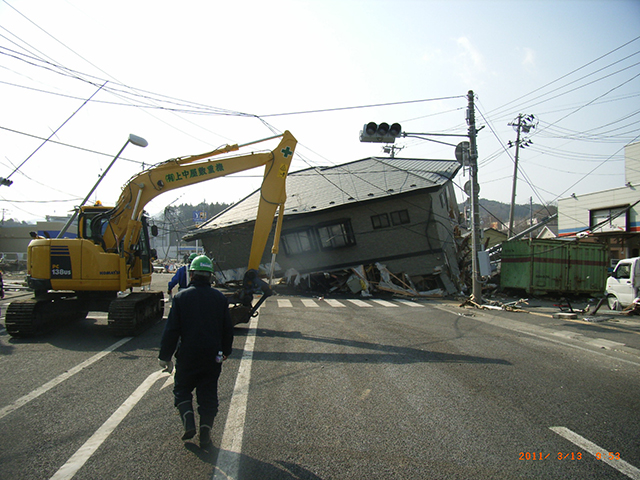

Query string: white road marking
300 299 319 307
213 314 259 480
394 299 424 307
50 370 167 480
550 426 640 479
161 373 174 390
273 298 428 308
347 299 373 307
324 299 346 307
0 337 132 420
371 299 399 307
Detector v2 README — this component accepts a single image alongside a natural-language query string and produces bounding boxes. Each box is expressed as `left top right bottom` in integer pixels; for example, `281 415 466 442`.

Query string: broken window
282 228 317 255
390 209 410 226
317 219 356 250
371 213 390 229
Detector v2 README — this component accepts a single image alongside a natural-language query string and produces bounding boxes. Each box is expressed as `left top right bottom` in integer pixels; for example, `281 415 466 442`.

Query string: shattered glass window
317 220 356 250
282 229 316 255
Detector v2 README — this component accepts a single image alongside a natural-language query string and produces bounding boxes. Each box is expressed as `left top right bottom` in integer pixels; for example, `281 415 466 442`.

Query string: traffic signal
359 122 402 143
0 177 13 187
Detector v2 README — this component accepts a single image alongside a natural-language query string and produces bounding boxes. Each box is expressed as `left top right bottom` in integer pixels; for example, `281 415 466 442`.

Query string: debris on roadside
552 297 593 314
276 263 449 298
459 297 529 312
622 298 640 315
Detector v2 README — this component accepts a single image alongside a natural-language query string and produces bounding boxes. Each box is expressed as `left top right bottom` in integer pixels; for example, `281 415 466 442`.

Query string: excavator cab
79 206 112 250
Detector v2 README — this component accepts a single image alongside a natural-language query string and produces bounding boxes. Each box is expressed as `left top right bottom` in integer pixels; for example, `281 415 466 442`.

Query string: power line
0 124 144 165
2 0 120 81
257 96 467 118
484 34 640 119
5 81 107 182
534 69 640 137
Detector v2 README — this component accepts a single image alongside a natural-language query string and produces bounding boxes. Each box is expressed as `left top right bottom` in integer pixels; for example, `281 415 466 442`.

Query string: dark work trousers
173 362 222 418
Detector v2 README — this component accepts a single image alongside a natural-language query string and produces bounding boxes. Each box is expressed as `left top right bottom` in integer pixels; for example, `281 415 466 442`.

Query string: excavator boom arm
101 131 296 259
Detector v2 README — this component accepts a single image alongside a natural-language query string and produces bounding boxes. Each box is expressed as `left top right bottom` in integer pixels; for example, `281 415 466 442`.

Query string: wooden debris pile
460 297 529 312
278 263 447 298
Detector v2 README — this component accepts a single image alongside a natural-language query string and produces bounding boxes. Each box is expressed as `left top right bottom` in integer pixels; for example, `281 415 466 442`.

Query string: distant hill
152 201 232 239
476 198 557 234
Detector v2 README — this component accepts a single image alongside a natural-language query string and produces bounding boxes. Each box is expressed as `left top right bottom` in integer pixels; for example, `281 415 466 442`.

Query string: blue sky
0 0 639 223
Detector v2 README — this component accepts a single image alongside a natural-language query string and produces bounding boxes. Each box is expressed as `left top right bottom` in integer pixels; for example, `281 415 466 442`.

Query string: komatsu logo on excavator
164 163 224 183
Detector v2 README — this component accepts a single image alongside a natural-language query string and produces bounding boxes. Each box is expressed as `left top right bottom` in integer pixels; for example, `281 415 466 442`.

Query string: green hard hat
188 253 198 262
189 255 214 273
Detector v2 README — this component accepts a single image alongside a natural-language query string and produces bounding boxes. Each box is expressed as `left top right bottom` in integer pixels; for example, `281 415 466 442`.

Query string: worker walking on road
158 255 234 447
167 252 198 295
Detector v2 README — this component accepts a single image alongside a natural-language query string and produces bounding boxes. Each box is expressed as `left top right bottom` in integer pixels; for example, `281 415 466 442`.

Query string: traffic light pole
359 92 483 303
467 90 483 304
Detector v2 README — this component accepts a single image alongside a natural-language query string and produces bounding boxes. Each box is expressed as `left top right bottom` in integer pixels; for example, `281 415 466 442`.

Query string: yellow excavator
5 131 297 337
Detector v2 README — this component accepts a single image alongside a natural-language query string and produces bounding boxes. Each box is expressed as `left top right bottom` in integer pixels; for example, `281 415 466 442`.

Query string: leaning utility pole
507 113 536 237
467 90 483 304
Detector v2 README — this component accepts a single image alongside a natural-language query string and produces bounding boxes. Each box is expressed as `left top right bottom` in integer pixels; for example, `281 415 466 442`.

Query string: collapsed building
184 156 464 296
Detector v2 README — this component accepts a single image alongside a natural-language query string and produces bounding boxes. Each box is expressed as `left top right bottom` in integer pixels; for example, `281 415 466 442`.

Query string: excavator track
108 292 164 336
5 297 88 337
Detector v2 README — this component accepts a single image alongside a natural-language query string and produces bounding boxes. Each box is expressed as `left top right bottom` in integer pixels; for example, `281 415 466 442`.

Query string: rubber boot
177 401 196 441
199 414 215 447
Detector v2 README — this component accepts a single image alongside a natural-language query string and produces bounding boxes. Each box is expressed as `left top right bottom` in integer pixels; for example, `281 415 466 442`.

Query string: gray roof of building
189 156 461 236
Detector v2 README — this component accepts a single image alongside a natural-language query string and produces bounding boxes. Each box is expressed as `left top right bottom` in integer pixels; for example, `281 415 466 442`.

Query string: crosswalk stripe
324 299 346 307
370 299 399 307
394 299 424 308
346 299 373 307
272 298 429 308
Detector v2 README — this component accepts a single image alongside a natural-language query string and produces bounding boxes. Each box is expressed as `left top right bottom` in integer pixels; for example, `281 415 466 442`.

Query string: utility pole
507 114 536 237
383 144 403 158
467 90 483 304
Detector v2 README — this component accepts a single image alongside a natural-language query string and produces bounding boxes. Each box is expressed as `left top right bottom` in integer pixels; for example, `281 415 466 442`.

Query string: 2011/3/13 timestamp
519 452 621 460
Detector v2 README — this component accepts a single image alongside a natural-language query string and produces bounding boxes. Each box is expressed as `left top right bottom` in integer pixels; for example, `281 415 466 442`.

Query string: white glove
158 359 174 374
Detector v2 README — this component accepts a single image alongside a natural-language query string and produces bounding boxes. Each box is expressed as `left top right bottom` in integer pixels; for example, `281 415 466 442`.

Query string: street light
57 134 148 238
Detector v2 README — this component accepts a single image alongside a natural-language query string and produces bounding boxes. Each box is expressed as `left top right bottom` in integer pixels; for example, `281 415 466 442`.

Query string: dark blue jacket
159 277 233 367
168 265 189 291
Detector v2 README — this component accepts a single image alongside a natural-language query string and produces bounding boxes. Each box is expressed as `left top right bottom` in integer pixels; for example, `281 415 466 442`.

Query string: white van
606 257 640 310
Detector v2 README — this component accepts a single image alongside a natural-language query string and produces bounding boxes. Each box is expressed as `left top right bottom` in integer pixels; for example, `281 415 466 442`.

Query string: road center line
50 370 166 480
550 426 640 479
213 314 259 480
0 337 132 421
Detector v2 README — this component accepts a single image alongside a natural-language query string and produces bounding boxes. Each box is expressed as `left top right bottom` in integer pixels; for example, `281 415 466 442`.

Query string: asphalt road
0 273 639 480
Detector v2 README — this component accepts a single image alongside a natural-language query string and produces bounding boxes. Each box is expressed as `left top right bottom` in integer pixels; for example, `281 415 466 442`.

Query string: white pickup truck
606 257 640 310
